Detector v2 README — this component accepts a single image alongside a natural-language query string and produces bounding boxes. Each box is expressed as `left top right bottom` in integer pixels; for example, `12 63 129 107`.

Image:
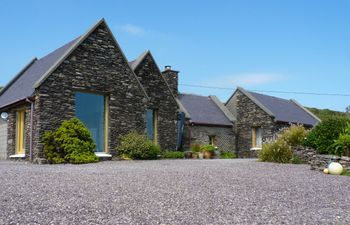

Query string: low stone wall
310 155 350 171
292 146 316 163
292 146 350 171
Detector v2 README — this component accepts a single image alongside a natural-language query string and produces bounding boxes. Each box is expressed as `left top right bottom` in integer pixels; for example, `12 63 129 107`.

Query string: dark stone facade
133 53 178 150
29 23 148 159
182 124 235 152
162 68 179 97
226 90 276 157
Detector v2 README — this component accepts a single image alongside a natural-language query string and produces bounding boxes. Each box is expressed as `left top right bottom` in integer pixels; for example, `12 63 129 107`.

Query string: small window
252 127 262 148
209 135 216 146
146 109 158 144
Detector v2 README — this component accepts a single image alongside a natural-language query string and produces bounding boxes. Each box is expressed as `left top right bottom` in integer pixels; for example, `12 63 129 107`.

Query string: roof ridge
237 87 275 117
290 99 321 123
209 95 236 122
129 50 150 71
248 90 291 102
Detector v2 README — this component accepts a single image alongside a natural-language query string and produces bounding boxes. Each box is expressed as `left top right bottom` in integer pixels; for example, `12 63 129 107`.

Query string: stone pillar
162 66 179 97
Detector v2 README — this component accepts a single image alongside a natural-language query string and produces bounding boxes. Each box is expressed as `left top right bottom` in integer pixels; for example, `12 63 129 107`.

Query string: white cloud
231 73 283 86
121 24 145 36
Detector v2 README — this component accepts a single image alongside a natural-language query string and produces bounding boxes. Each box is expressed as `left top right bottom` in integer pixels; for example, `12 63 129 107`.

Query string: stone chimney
162 65 179 97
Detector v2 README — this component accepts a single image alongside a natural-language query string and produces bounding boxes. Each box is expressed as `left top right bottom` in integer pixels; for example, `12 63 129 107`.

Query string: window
209 135 216 146
146 109 158 144
252 127 262 148
75 92 108 152
15 110 26 155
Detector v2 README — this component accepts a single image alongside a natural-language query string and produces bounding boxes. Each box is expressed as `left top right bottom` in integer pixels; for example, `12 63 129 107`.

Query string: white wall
0 119 8 160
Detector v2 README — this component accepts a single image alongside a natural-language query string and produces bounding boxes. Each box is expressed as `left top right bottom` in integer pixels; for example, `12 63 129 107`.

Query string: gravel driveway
0 159 349 225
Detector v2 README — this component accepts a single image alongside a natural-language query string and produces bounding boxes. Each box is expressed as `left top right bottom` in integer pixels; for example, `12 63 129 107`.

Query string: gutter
26 98 34 162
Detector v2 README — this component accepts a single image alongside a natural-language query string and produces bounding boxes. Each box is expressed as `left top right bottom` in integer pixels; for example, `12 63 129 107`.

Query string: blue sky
1 0 350 111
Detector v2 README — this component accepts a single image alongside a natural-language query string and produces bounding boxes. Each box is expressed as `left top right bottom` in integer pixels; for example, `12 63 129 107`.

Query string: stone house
0 19 322 161
225 87 321 157
177 94 236 152
0 19 178 161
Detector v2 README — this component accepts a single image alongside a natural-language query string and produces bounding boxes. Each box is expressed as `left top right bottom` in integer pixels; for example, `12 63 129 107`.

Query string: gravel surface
0 159 349 225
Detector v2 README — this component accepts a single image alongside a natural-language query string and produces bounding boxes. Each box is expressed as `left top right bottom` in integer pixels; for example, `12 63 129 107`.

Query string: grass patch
163 151 185 159
341 170 350 176
220 152 236 159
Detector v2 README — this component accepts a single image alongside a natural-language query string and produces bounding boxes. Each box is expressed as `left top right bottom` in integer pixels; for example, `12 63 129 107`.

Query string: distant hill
306 107 349 121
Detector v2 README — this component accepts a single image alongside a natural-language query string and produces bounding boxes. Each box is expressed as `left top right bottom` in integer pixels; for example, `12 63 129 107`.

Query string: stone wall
310 155 350 171
292 146 350 172
32 22 148 159
292 146 317 163
183 124 235 153
133 53 178 150
226 90 276 157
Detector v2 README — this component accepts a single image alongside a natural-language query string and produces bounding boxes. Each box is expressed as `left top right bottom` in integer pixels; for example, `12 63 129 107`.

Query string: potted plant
184 151 193 159
201 144 216 159
191 144 202 159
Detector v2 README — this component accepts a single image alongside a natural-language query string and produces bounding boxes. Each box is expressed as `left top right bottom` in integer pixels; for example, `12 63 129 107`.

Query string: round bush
304 116 350 154
259 139 293 163
280 124 308 147
116 131 161 160
43 118 98 164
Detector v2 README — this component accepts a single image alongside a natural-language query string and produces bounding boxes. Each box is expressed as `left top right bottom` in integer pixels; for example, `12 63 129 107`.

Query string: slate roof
0 37 79 109
246 89 320 126
178 94 233 126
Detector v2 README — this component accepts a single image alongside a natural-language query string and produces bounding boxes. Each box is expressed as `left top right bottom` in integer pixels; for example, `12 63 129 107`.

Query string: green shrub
43 118 98 164
116 131 161 160
220 152 236 159
280 125 308 147
330 124 350 156
191 144 201 152
200 144 216 153
304 116 350 154
163 151 185 159
259 139 293 163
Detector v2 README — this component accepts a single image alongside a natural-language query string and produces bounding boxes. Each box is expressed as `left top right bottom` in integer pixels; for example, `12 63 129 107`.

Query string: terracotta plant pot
198 153 204 159
184 151 193 159
203 151 213 159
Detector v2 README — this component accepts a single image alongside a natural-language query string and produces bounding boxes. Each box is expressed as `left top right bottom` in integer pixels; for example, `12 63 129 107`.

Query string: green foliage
191 144 202 153
200 144 216 153
220 152 236 159
342 169 350 176
116 131 161 160
163 151 185 159
304 116 350 154
43 118 98 164
330 124 350 156
259 139 293 163
280 125 308 147
306 107 349 121
291 155 302 164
